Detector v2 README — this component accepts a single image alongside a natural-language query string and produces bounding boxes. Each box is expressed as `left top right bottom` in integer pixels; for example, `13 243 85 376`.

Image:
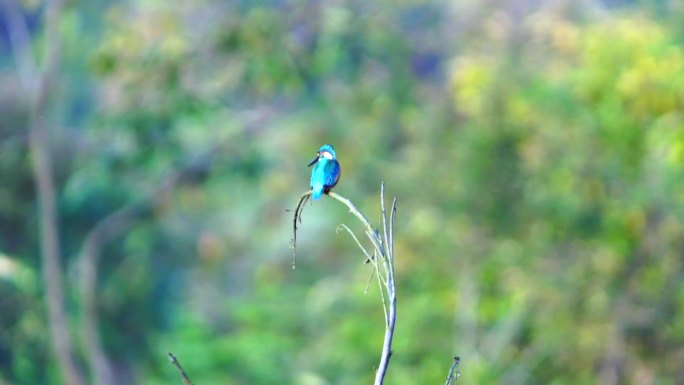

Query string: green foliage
2 1 684 385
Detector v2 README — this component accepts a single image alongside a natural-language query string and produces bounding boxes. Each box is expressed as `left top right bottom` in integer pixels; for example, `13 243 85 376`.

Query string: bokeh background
2 0 684 384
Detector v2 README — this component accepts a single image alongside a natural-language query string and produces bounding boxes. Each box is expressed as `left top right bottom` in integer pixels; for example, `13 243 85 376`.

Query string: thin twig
380 183 389 262
291 191 312 269
365 230 385 266
445 356 461 385
373 253 389 325
337 224 373 262
167 352 195 385
364 269 376 293
389 198 397 264
328 192 385 255
368 230 390 286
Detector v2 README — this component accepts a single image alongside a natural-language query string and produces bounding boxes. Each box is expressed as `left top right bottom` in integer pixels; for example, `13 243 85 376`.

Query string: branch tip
444 355 461 385
168 352 195 385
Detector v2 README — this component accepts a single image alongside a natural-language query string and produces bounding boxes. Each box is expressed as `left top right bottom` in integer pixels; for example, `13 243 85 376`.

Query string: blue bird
308 144 341 200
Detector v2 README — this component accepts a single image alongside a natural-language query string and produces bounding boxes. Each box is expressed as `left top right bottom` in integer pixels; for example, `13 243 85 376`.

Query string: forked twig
291 183 397 385
372 186 397 385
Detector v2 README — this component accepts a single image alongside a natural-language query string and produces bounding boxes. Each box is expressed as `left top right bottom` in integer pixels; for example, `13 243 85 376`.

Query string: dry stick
291 191 312 269
445 356 461 385
336 224 385 316
291 184 397 385
380 184 390 263
168 353 195 385
373 190 397 385
328 192 385 255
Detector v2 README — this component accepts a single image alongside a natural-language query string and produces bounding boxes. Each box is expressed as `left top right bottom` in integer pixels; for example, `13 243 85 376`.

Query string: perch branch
291 183 397 385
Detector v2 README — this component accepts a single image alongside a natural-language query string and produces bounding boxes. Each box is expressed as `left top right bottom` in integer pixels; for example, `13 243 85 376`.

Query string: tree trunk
27 0 86 384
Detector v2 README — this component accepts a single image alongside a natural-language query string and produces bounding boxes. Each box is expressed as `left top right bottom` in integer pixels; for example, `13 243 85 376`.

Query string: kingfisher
308 144 341 200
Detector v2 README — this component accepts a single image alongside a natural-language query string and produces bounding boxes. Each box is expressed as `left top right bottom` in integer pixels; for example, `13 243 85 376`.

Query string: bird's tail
311 183 324 200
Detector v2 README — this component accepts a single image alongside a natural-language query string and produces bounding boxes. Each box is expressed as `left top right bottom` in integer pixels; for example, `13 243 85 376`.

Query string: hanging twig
291 191 312 269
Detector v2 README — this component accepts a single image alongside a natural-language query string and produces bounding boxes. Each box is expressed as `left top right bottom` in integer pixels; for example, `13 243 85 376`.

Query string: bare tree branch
26 0 86 384
370 184 397 385
444 356 461 385
292 183 398 385
336 224 373 263
168 352 195 385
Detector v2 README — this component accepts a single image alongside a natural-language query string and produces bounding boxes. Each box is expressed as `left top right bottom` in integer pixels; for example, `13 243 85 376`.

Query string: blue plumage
308 144 341 200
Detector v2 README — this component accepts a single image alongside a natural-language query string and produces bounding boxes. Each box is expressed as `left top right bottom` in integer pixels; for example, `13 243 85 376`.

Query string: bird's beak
307 154 320 167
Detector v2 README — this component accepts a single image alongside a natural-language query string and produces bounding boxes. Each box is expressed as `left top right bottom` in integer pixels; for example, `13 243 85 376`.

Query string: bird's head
308 144 336 166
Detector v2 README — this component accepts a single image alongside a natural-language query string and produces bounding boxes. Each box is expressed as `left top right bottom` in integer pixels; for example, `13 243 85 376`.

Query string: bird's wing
324 160 341 188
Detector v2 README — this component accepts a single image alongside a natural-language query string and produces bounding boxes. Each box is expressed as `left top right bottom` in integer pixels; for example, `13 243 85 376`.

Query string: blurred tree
2 1 684 385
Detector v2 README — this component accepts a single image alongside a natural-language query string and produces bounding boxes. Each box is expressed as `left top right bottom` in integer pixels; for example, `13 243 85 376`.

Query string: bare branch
292 184 398 385
372 254 389 326
328 192 385 255
337 224 373 262
389 198 397 263
444 356 461 385
373 186 397 385
291 191 312 268
168 352 195 385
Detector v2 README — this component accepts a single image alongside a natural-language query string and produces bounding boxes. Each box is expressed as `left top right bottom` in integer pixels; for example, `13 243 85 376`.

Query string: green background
1 0 684 384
